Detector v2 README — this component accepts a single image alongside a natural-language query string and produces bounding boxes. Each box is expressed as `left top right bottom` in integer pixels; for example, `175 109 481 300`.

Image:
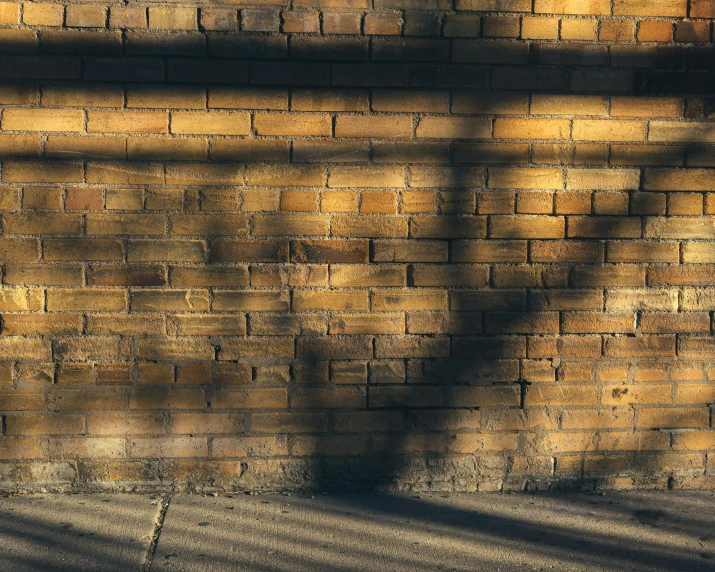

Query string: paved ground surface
1 491 714 571
0 493 158 571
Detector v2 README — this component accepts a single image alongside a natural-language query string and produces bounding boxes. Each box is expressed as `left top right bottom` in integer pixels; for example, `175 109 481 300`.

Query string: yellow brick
566 169 640 191
372 90 449 113
533 144 606 165
329 166 404 188
127 239 207 261
209 87 288 110
23 186 62 209
253 214 329 236
683 243 715 263
374 141 448 164
42 84 123 108
47 289 126 311
293 290 368 311
0 237 39 260
131 289 209 312
416 117 491 139
45 136 125 160
476 191 514 214
649 122 715 143
452 92 528 115
213 290 288 312
613 0 686 17
605 288 678 311
489 168 563 189
280 190 318 212
599 19 634 41
104 189 143 211
573 120 646 142
607 241 678 263
331 216 407 238
2 109 84 132
0 187 20 210
525 385 596 406
246 164 323 187
66 5 106 27
490 215 565 238
401 191 435 213
293 141 369 163
321 191 358 212
148 7 197 29
668 194 703 216
88 111 167 134
638 20 673 41
127 138 206 161
291 89 368 112
166 163 239 186
330 264 405 287
210 140 288 162
644 170 715 192
23 3 63 26
611 97 682 118
360 191 396 213
86 314 163 336
109 6 146 29
2 160 83 183
45 239 123 261
127 87 205 109
603 386 673 409
335 116 412 138
170 267 248 288
610 144 683 167
535 0 610 14
517 191 553 214
494 118 569 139
410 167 483 188
241 190 279 211
254 113 331 136
372 289 447 311
0 2 18 25
0 288 42 311
329 313 404 334
521 17 559 39
560 18 597 40
86 213 165 235
0 28 35 50
530 95 605 115
3 212 80 234
86 162 164 185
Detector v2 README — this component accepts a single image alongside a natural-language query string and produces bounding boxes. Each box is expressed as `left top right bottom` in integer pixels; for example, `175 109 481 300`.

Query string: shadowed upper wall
0 0 713 493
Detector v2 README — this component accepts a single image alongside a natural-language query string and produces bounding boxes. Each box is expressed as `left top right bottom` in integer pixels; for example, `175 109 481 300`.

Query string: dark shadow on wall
0 28 713 493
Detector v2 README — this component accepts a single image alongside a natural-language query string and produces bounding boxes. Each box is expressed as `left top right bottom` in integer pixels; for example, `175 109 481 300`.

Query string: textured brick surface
0 0 711 494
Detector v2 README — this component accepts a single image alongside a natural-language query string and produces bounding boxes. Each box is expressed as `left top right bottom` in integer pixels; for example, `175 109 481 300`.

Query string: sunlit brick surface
0 0 712 492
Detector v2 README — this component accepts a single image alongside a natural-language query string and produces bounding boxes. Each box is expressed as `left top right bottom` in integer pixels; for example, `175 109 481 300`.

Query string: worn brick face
0 0 709 493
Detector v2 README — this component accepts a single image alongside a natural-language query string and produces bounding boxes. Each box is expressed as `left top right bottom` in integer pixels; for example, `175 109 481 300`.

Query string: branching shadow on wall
0 29 713 492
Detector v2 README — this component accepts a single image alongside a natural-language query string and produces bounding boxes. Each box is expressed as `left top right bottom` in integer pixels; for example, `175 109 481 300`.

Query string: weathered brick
573 120 646 142
613 0 686 16
490 216 565 239
645 170 715 191
136 339 214 362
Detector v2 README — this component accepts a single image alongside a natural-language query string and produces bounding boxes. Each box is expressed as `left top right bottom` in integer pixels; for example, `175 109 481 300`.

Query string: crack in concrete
141 494 171 572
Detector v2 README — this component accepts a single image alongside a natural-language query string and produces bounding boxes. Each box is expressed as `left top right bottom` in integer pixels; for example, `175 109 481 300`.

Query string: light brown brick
23 3 63 26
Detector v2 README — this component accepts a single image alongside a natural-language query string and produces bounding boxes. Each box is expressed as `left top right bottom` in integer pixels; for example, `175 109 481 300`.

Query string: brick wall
0 0 713 492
